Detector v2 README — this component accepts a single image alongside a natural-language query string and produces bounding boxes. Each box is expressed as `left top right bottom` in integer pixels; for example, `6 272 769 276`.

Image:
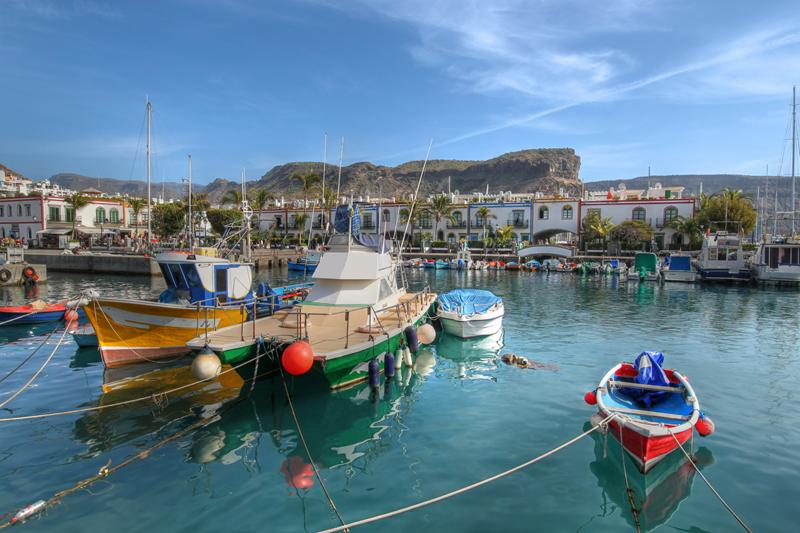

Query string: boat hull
662 270 697 283
287 261 318 273
439 313 503 338
83 299 247 368
751 265 800 284
208 301 435 390
698 268 750 282
0 309 65 324
605 417 694 473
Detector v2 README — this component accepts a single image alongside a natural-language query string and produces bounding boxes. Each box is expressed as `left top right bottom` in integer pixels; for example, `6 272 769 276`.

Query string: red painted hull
608 418 693 473
99 345 191 368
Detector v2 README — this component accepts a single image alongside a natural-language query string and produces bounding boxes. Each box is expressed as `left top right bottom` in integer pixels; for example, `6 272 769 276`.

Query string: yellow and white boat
83 252 254 368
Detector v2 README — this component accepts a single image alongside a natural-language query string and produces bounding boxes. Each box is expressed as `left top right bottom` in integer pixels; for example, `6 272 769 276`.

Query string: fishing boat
452 249 472 271
749 236 800 285
0 300 66 325
70 324 99 347
696 231 750 282
626 252 660 281
436 289 504 338
287 251 321 273
487 261 506 270
606 259 626 275
434 259 450 269
82 252 258 368
422 259 436 269
505 261 522 271
662 254 697 283
188 204 437 390
584 352 714 473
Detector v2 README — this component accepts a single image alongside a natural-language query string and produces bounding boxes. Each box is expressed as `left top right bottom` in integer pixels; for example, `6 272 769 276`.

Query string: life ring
0 269 11 283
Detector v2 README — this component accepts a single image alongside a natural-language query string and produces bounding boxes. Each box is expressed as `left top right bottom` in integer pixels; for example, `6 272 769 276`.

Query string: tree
696 188 756 234
191 193 211 212
292 172 321 209
581 211 615 250
128 197 147 237
667 215 702 249
247 188 274 210
427 194 456 239
610 220 654 248
221 189 243 207
66 193 89 239
206 208 243 235
293 213 310 245
474 206 496 243
152 202 185 238
495 225 515 246
400 208 421 248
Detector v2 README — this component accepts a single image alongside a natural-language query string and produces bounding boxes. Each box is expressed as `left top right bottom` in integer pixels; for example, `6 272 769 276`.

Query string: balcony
508 219 529 228
446 220 467 229
361 222 376 230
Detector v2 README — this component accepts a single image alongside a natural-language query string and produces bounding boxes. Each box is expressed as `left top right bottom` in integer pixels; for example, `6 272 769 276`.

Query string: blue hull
287 261 318 273
699 269 751 282
0 310 65 324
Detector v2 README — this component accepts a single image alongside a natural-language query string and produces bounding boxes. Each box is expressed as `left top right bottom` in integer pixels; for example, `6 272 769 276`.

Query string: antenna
146 98 152 241
188 154 193 249
322 134 328 232
792 85 797 235
398 139 433 254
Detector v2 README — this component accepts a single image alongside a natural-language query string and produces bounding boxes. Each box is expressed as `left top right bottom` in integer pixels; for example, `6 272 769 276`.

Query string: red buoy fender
584 390 597 405
695 415 715 437
23 267 36 279
282 340 314 375
281 456 315 489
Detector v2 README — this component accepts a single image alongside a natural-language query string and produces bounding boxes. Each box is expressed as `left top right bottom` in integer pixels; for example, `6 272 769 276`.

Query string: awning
36 228 72 235
76 227 100 235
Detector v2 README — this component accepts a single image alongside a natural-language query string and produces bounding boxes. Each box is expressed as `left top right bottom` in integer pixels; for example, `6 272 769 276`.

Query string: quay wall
23 251 160 276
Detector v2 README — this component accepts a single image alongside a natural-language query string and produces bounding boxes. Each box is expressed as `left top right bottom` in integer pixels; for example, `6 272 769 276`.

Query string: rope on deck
667 430 752 532
316 413 618 533
0 327 70 410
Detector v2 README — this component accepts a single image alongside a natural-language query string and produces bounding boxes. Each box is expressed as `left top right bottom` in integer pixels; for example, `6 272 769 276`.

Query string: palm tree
191 193 211 213
128 197 147 237
667 215 702 249
67 193 89 239
247 188 274 211
221 189 242 207
292 172 321 210
589 216 615 251
293 213 310 246
428 194 456 242
495 225 515 247
399 208 422 249
474 206 496 245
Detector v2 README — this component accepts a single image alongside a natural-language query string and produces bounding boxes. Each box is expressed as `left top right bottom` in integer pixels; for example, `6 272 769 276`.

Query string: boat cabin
155 253 253 307
667 255 692 272
633 252 658 273
755 241 800 269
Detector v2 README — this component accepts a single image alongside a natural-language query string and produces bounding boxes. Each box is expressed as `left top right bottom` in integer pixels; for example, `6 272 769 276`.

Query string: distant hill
242 148 582 201
586 174 787 199
0 163 27 180
49 173 187 199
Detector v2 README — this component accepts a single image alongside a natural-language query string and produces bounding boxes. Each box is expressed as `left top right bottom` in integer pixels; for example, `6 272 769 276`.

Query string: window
632 207 646 221
109 208 120 224
49 207 60 221
512 210 525 226
382 209 390 223
453 211 462 223
399 209 409 222
17 205 22 216
362 213 373 228
95 207 106 223
25 204 31 217
664 206 678 223
0 206 3 218
539 206 549 220
65 207 74 222
562 205 573 219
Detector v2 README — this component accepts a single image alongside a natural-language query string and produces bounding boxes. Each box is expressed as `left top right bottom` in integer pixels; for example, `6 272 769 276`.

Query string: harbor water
0 270 798 532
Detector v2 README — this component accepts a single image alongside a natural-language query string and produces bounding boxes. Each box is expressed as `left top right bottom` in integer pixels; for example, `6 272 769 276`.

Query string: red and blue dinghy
585 352 714 473
0 300 68 325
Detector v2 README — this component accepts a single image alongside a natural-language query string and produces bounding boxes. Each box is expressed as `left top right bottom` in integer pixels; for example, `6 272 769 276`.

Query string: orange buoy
584 390 597 405
282 340 314 375
64 309 79 323
695 415 715 437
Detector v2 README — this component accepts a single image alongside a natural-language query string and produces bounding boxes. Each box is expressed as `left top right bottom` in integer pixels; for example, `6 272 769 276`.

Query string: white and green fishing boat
188 205 437 389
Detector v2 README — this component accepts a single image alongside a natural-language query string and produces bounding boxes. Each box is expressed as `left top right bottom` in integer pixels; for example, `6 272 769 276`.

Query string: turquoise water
0 270 798 532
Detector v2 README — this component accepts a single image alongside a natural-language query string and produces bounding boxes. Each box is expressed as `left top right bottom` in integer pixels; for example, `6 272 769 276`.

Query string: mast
188 154 193 249
322 134 327 233
793 85 797 235
336 137 344 203
146 99 152 242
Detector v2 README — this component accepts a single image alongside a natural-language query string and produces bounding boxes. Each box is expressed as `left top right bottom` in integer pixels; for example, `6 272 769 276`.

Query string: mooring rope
316 414 618 533
278 364 349 532
0 310 38 328
667 430 752 532
617 422 642 533
0 328 58 386
0 327 70 410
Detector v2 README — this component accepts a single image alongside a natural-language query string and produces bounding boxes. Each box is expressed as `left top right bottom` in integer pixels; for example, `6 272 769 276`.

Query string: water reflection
586 424 714 531
434 330 503 380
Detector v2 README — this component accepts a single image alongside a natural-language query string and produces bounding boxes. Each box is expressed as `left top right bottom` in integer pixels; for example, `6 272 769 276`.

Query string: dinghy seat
615 351 679 408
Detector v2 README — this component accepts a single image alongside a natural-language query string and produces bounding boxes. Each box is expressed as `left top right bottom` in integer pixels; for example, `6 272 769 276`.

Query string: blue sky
1 0 800 185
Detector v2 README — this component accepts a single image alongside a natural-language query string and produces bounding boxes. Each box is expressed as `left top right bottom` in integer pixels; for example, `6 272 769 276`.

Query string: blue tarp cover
334 205 361 234
620 351 673 408
437 289 501 315
669 256 691 271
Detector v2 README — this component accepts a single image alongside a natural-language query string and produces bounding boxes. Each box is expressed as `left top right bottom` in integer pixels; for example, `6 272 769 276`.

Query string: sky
1 0 800 185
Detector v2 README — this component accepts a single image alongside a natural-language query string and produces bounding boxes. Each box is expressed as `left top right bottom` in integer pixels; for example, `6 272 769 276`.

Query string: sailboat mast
146 99 152 241
188 154 193 249
792 85 797 235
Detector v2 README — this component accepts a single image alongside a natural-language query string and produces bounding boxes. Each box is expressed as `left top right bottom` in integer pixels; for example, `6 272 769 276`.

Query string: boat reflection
587 421 714 531
73 362 244 458
433 329 503 380
186 368 424 480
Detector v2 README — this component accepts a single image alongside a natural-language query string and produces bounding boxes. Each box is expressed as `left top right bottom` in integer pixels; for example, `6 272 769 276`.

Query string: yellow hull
83 298 247 367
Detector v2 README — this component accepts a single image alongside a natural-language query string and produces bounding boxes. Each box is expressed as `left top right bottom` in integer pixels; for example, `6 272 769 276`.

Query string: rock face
586 174 781 198
49 173 186 199
250 148 582 200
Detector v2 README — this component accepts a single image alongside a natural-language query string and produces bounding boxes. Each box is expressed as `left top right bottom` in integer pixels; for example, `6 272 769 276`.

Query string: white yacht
437 289 504 338
696 232 750 282
749 236 800 285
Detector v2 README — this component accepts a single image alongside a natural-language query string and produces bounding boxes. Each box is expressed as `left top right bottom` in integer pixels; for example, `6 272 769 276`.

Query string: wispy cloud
2 0 120 19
